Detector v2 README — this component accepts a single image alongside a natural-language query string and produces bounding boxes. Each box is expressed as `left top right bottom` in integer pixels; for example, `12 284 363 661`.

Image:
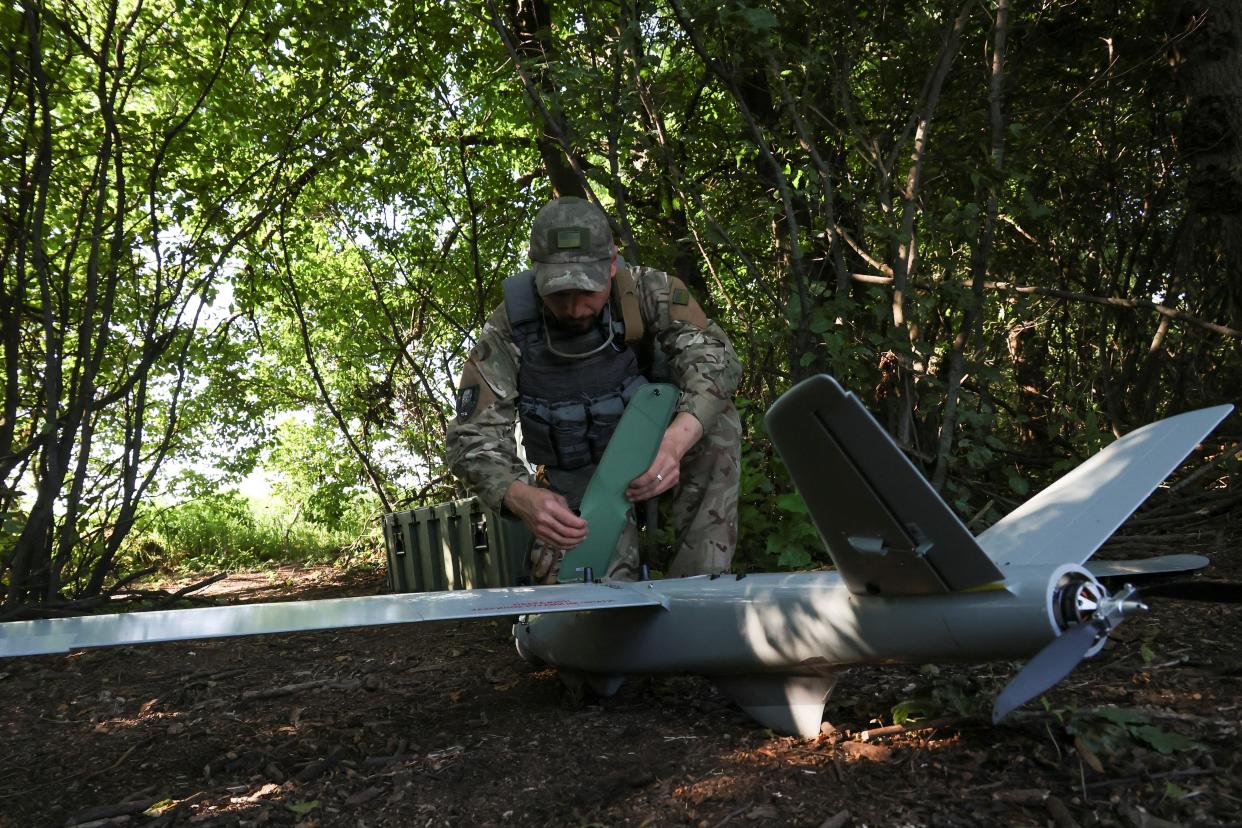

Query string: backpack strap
611 266 644 347
502 269 541 353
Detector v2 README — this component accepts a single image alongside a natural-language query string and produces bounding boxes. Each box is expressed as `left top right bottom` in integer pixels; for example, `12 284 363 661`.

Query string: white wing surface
979 405 1233 569
0 582 663 658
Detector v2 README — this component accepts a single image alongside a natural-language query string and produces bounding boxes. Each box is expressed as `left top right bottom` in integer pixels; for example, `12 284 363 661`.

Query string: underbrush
124 490 382 574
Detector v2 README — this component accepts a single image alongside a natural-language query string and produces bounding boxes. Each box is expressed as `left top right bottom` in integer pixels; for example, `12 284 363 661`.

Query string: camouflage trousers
530 402 741 583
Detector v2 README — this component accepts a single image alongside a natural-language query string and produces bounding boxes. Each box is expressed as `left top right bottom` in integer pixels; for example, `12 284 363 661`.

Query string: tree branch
278 212 394 514
846 273 1242 338
932 0 1008 491
891 0 976 328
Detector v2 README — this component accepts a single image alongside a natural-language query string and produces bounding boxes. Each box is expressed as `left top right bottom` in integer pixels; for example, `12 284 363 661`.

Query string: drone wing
765 374 1003 596
0 582 664 658
977 404 1232 568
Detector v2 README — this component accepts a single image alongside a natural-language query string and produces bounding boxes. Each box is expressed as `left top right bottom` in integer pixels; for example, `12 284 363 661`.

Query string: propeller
992 584 1147 724
993 573 1242 723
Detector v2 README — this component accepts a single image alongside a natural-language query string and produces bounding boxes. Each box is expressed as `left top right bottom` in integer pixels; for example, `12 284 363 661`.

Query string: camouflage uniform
446 265 742 582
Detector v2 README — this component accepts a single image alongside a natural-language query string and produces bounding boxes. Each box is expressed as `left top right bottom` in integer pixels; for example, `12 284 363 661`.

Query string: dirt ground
2 534 1240 828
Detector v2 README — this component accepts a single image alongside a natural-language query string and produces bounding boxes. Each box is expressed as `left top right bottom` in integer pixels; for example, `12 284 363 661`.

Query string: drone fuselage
515 565 1099 735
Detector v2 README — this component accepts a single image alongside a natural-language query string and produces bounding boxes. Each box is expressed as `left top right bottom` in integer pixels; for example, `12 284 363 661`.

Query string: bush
132 489 380 572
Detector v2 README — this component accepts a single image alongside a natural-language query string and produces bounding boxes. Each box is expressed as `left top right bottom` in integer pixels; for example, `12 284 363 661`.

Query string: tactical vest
503 269 647 472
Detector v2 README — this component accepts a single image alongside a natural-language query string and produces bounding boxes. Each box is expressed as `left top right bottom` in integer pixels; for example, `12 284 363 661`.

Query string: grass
126 489 382 574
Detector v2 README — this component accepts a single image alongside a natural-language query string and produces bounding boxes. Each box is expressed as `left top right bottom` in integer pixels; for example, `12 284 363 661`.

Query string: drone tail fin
767 374 1233 587
714 674 839 739
976 404 1233 569
765 374 1002 597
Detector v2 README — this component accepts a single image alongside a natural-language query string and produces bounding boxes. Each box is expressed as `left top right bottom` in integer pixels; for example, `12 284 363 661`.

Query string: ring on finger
655 473 664 483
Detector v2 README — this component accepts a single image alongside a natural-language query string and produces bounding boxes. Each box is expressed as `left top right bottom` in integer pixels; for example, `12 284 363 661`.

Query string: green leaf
143 799 177 817
1163 781 1190 800
287 801 320 816
1005 469 1029 496
1132 725 1198 754
1094 706 1150 726
740 7 778 29
776 546 813 568
891 697 935 725
775 493 808 514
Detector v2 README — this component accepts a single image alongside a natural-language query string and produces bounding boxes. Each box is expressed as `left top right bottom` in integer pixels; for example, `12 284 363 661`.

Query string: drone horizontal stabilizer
765 374 1003 596
0 582 664 658
1085 553 1210 580
978 405 1233 569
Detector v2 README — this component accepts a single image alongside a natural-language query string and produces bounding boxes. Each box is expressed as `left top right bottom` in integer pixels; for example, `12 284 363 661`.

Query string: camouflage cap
529 197 614 295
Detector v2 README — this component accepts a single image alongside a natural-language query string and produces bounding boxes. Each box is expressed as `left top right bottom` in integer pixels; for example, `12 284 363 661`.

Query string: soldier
446 197 742 583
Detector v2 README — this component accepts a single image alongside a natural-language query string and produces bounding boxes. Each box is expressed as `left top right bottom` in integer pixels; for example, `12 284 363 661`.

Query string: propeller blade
992 619 1103 724
993 583 1148 724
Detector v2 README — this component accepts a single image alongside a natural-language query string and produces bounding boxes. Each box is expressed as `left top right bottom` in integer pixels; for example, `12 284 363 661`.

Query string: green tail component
557 383 678 583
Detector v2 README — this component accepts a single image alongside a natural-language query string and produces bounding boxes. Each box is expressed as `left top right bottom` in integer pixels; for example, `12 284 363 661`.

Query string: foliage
129 490 375 573
1 0 380 602
266 418 381 533
891 664 996 725
1047 703 1203 759
734 399 828 572
4 0 1240 600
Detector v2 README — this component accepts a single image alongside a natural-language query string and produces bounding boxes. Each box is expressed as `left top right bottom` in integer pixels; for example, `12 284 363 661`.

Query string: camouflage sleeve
634 266 742 433
444 305 530 512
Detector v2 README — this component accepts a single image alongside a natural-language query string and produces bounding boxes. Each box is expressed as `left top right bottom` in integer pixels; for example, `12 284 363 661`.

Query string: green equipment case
382 498 532 593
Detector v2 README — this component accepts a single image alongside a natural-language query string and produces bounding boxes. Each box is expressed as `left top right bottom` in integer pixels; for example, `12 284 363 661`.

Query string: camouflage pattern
636 267 741 431
529 513 639 584
446 265 743 578
664 401 741 577
526 402 739 584
529 197 613 294
445 307 525 513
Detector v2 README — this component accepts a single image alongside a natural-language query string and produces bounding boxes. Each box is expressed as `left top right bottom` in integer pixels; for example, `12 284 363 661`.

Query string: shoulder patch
456 384 480 421
456 361 499 420
465 332 515 399
667 277 709 329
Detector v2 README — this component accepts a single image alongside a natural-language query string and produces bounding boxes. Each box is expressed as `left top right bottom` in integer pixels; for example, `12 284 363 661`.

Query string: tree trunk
1007 321 1052 446
508 0 586 198
1171 0 1242 215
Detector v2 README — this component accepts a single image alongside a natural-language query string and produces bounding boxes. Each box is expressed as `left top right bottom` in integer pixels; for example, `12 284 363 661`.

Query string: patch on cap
530 198 612 264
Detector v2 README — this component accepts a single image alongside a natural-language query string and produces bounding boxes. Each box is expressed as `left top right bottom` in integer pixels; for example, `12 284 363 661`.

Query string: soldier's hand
626 412 704 502
626 444 681 502
503 480 588 549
